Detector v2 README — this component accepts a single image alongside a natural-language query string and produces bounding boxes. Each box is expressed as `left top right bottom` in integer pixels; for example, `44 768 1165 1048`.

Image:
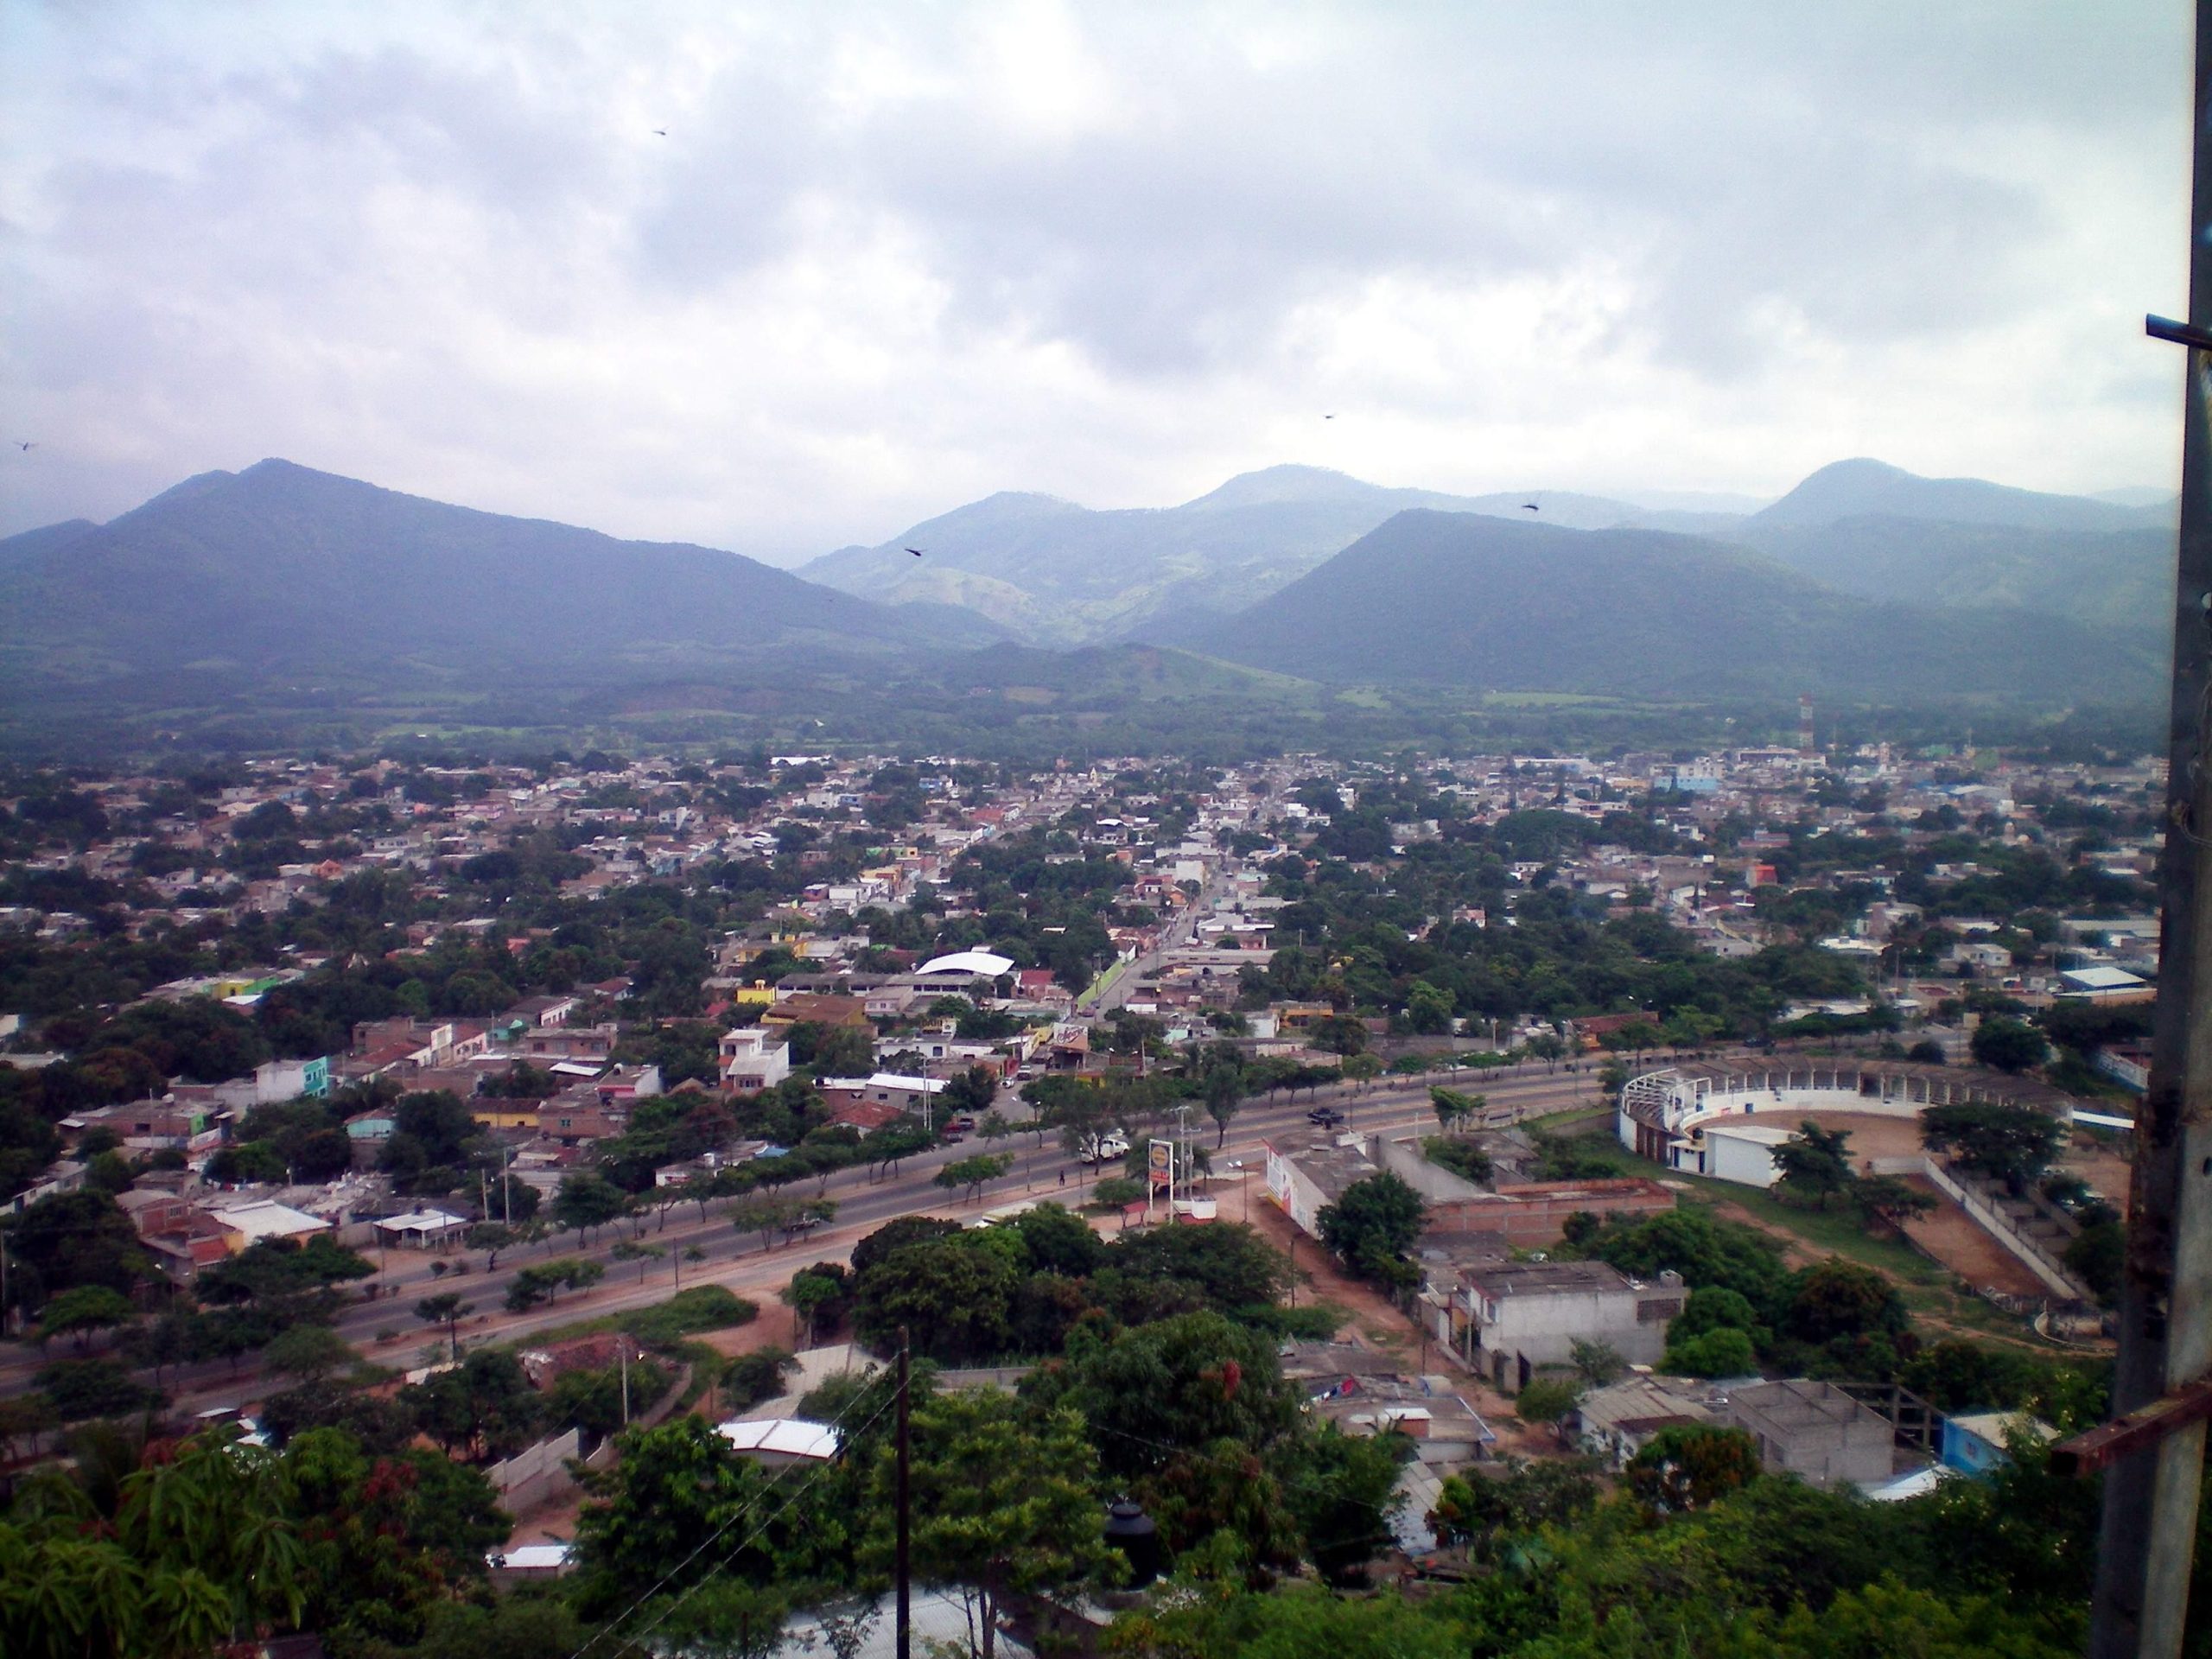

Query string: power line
568 1382 899 1659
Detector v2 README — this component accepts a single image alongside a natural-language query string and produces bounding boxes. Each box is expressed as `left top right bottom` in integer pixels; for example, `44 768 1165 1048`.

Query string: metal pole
2091 8 2212 1649
896 1325 912 1659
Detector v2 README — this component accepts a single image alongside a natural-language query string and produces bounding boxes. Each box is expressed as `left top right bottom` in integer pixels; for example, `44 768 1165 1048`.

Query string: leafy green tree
1969 1018 2050 1074
1203 1066 1245 1147
868 1389 1119 1653
1921 1102 2066 1194
1853 1174 1937 1230
569 1417 791 1619
1317 1172 1427 1287
781 1267 851 1348
1278 1423 1414 1583
551 1170 631 1244
1662 1326 1759 1378
853 1238 1020 1363
934 1152 1014 1204
413 1291 474 1363
1513 1376 1583 1429
1626 1422 1762 1512
1430 1085 1483 1135
402 1349 543 1461
35 1357 164 1421
1058 1310 1300 1481
1405 978 1455 1034
1783 1259 1908 1347
33 1285 137 1351
1771 1120 1854 1209
1569 1338 1625 1387
261 1323 356 1385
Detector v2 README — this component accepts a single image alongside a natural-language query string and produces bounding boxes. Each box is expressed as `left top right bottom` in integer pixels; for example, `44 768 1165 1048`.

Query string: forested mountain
0 459 998 690
1746 458 2171 533
800 465 1669 645
1736 517 2174 638
1181 510 2163 702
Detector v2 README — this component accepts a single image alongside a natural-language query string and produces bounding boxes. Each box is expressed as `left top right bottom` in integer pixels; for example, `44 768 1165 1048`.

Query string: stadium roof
915 950 1016 978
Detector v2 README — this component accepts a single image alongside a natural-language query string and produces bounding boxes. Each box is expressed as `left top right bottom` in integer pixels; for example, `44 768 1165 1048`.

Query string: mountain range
0 454 2176 754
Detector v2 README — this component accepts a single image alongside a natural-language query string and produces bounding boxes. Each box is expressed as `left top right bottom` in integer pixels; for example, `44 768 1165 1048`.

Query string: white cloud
0 0 2190 563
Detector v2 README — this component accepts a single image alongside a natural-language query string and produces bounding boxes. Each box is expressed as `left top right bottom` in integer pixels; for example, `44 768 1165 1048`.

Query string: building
1573 1374 1726 1469
1725 1378 1894 1490
719 1027 792 1094
759 992 872 1032
1940 1410 2052 1477
1442 1259 1685 1393
1263 1139 1380 1238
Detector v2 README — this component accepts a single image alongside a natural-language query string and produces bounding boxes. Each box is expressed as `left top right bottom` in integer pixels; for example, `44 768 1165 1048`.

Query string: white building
719 1027 791 1093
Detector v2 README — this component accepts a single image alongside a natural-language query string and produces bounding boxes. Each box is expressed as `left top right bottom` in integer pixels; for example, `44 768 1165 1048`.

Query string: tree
465 1221 518 1268
1317 1172 1426 1287
1569 1338 1626 1387
262 1322 356 1385
728 1192 804 1252
1626 1422 1761 1511
404 1348 543 1459
1662 1325 1759 1378
1204 1066 1245 1147
1771 1120 1853 1209
32 1285 137 1351
1430 1085 1483 1135
503 1257 604 1313
943 1064 1001 1119
414 1291 474 1363
1853 1174 1937 1230
781 1267 851 1349
569 1417 788 1619
551 1170 630 1244
1513 1376 1583 1431
854 1237 1020 1363
612 1239 667 1282
1921 1102 2066 1194
1970 1018 2050 1074
1405 978 1455 1035
1784 1259 1908 1347
934 1152 1014 1204
1062 1310 1301 1481
869 1389 1118 1656
1280 1423 1414 1584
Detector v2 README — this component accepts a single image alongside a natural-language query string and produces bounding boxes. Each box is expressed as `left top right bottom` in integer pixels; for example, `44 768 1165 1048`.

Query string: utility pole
896 1325 912 1659
2078 9 2212 1651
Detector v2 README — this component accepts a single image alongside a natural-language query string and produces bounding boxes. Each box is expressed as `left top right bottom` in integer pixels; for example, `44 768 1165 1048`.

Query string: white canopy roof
373 1208 469 1235
716 1417 838 1460
915 950 1016 978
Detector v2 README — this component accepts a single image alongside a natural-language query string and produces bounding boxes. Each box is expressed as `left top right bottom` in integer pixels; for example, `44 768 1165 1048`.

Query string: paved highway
0 1060 1611 1409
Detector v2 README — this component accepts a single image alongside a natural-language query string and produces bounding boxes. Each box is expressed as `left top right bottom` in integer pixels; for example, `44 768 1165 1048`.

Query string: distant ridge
1750 458 2166 534
0 458 1000 691
1180 509 2160 703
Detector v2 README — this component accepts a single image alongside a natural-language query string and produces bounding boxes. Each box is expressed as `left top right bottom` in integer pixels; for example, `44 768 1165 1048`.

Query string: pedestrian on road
1058 1168 1065 1187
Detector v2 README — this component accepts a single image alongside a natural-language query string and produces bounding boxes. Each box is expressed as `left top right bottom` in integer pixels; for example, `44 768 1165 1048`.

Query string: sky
0 1 2193 565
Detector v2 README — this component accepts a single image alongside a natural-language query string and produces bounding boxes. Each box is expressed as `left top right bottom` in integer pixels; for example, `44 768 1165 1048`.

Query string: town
0 730 2148 1656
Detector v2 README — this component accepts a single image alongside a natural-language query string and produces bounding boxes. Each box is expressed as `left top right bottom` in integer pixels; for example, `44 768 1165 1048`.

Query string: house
1263 1139 1380 1239
759 992 872 1032
1573 1374 1726 1468
1940 1410 2053 1477
210 1198 334 1251
517 1023 620 1062
817 1073 949 1120
719 1027 792 1094
1443 1259 1684 1394
1725 1378 1894 1490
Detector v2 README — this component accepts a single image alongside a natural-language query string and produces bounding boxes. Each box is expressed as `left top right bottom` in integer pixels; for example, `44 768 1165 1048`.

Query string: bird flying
905 546 925 556
652 129 668 136
1322 413 1336 420
14 442 33 452
1521 501 1539 512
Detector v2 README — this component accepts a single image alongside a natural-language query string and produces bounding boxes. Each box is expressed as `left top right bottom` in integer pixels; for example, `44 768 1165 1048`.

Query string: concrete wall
1704 1126 1785 1188
1371 1133 1490 1205
1424 1180 1675 1247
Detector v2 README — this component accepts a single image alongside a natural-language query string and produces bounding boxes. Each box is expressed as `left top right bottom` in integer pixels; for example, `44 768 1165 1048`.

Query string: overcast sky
0 2 2191 563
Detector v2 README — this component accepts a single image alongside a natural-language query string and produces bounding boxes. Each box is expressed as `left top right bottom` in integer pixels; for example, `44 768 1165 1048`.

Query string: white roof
488 1543 573 1570
716 1417 839 1460
549 1060 604 1077
212 1199 332 1242
2062 965 2148 990
374 1208 469 1234
1702 1122 1797 1146
915 950 1016 978
1859 1465 1945 1503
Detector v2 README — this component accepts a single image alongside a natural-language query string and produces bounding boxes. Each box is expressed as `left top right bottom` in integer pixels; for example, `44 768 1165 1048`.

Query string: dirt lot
1895 1177 2050 1298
